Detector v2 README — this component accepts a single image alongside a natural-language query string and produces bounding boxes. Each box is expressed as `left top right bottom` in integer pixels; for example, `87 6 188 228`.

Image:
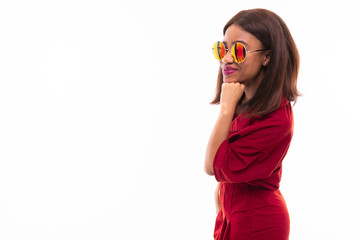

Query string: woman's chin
223 76 241 83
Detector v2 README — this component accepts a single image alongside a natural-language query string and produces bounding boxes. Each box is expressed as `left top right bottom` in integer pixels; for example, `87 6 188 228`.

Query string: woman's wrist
219 106 236 117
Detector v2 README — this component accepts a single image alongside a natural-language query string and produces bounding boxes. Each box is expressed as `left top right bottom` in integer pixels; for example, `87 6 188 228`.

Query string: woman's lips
223 66 237 76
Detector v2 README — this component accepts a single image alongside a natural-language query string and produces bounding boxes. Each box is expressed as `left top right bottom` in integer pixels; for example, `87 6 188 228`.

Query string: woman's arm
215 182 221 214
204 83 244 175
204 110 233 175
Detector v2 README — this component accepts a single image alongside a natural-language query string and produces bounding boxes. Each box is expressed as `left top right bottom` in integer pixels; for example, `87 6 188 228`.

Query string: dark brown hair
211 9 300 117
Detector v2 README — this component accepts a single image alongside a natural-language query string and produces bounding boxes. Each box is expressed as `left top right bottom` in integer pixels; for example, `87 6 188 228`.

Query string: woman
204 9 299 240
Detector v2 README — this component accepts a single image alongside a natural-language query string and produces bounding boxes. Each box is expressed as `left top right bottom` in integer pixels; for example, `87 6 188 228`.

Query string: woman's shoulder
230 96 293 132
250 96 293 130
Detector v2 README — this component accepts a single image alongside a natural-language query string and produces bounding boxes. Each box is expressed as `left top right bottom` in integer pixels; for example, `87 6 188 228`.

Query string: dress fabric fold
213 97 292 240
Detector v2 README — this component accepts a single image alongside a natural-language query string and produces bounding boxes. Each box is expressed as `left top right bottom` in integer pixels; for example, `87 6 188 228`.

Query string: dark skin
221 24 270 103
204 24 270 213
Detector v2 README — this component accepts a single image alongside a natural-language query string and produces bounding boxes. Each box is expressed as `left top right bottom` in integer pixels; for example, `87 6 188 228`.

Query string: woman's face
221 24 267 84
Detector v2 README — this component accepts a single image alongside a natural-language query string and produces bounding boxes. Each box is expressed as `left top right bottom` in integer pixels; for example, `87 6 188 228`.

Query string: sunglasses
212 41 267 63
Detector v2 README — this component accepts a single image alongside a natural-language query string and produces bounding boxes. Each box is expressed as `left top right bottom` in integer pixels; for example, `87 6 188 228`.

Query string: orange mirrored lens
231 43 246 63
212 41 226 60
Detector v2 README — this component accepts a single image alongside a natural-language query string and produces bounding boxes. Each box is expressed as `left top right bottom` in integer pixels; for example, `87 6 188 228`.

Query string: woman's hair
211 9 300 117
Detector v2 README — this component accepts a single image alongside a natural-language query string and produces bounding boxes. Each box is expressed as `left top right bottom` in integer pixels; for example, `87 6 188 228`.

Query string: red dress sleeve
213 101 293 183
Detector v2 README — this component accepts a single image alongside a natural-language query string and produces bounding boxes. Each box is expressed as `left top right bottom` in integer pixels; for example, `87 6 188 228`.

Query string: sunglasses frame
212 41 268 63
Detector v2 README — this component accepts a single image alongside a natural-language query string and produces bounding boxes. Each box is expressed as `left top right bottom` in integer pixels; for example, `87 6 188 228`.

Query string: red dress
213 97 293 240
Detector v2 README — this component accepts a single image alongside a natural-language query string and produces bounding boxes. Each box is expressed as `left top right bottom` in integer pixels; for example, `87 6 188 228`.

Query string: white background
0 0 359 239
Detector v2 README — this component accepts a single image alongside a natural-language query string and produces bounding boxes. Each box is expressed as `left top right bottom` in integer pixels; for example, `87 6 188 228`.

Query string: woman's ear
263 51 271 66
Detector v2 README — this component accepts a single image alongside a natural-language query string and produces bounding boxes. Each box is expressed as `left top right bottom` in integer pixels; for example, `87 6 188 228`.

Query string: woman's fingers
220 83 245 113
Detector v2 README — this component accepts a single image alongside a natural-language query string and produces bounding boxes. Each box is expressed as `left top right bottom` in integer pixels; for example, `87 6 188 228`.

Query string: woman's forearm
205 82 244 175
215 182 221 214
204 110 234 175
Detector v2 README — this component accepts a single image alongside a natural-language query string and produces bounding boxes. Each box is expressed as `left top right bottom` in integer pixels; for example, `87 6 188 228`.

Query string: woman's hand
220 82 245 114
215 182 221 214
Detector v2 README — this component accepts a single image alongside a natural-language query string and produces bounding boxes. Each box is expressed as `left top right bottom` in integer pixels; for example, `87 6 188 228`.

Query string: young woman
204 9 300 240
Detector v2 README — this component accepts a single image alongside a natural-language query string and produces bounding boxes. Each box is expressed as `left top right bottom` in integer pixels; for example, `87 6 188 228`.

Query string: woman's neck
242 70 265 103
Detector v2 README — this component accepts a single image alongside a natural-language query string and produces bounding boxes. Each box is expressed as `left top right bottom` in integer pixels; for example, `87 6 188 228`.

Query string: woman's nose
222 50 234 63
